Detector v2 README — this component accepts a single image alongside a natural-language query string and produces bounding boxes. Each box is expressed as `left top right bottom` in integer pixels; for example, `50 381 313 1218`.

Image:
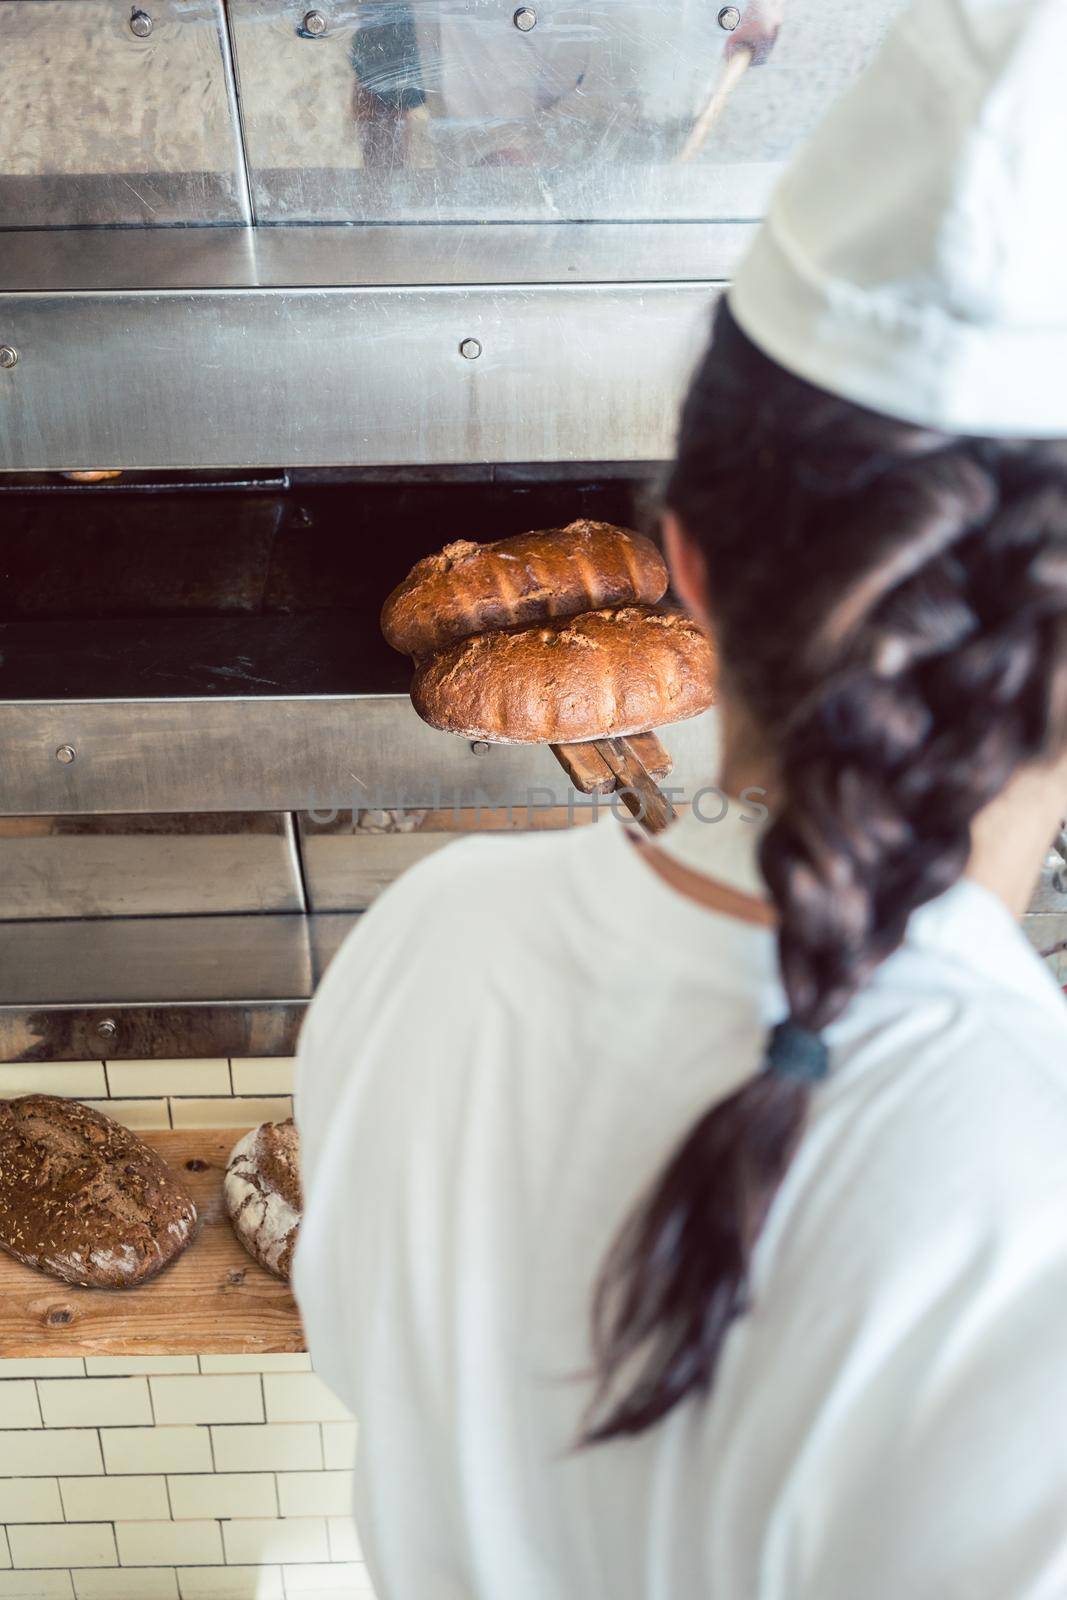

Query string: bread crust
381 520 668 658
0 1095 198 1289
223 1120 302 1282
410 605 716 744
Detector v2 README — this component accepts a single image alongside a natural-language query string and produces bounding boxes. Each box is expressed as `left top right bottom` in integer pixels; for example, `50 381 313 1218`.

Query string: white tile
101 1426 212 1475
60 1473 170 1521
326 1517 362 1562
176 1568 283 1600
116 1522 223 1568
170 1098 292 1131
281 1565 376 1596
0 1381 41 1428
210 1425 321 1474
0 1360 84 1379
38 1377 151 1429
0 1574 74 1599
0 1536 8 1572
221 1519 328 1566
262 1376 351 1425
73 1569 178 1600
320 1424 358 1472
85 1356 198 1376
230 1060 295 1097
8 1525 117 1570
150 1376 263 1426
277 1472 353 1520
82 1099 172 1130
168 1473 276 1521
197 1355 310 1375
0 1431 103 1477
0 1478 64 1522
0 1063 107 1099
106 1060 230 1098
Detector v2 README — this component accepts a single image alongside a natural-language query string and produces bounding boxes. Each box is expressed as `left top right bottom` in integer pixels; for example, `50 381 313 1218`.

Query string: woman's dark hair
583 302 1067 1444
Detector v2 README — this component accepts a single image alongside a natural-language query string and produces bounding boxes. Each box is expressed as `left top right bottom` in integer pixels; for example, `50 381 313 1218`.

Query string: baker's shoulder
371 816 612 925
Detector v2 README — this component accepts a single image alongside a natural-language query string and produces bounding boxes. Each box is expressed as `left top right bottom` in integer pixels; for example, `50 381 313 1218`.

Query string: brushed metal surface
0 696 719 816
0 0 250 226
0 813 304 920
300 827 457 910
0 282 716 470
229 0 904 223
0 910 360 1061
0 913 314 1006
0 1002 308 1064
0 223 754 294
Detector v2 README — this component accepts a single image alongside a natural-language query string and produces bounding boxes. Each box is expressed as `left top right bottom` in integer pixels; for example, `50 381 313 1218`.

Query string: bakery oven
0 0 911 1065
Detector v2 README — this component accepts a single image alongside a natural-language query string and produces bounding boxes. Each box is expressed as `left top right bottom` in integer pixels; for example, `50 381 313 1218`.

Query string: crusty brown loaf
223 1120 302 1283
381 520 668 658
411 605 716 744
0 1095 198 1289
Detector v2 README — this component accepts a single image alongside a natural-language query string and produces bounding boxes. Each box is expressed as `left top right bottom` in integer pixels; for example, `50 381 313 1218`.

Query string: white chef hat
728 0 1067 438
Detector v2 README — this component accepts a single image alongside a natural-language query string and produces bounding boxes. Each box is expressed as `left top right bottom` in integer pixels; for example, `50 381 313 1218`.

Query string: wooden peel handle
592 738 676 835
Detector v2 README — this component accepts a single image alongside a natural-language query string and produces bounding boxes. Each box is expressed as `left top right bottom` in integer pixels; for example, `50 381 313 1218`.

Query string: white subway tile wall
0 1059 373 1600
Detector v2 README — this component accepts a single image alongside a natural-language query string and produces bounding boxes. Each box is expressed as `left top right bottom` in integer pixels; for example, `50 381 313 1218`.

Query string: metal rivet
97 1018 118 1040
302 9 327 34
0 346 18 370
717 5 742 29
129 8 153 35
459 338 483 360
55 744 76 765
513 6 537 30
470 741 491 755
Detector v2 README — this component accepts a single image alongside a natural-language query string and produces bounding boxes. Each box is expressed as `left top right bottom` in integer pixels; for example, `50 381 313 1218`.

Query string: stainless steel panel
0 913 312 1005
0 910 359 1060
0 282 716 470
0 0 250 226
0 813 304 920
0 222 754 293
0 1000 308 1063
230 0 903 224
299 803 601 910
0 695 719 816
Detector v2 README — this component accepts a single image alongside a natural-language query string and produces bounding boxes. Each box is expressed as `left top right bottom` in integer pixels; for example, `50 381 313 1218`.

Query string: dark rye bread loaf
381 520 668 658
0 1095 198 1288
411 605 716 744
223 1120 302 1282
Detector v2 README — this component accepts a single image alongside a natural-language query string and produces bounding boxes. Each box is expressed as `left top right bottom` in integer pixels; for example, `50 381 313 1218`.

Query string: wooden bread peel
551 732 676 835
678 45 753 164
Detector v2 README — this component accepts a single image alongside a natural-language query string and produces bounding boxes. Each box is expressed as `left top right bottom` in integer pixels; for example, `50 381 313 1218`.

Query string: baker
295 2 1067 1595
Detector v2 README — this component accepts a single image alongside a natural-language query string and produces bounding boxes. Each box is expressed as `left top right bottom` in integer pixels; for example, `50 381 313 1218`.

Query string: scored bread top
381 519 668 658
0 1095 198 1289
410 605 716 745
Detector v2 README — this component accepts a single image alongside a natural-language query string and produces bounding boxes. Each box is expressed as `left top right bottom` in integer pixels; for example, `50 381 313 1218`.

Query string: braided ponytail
584 306 1067 1444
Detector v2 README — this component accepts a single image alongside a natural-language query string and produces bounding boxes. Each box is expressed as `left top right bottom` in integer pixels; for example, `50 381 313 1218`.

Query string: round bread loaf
223 1120 302 1282
0 1095 198 1289
381 520 668 658
410 605 716 744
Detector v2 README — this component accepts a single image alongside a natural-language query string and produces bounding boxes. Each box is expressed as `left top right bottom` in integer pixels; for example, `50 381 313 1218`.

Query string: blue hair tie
768 1020 829 1084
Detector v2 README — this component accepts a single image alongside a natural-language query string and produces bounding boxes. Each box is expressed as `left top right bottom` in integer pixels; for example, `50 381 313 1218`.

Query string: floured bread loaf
0 1095 198 1288
411 605 716 744
224 1120 302 1282
381 520 668 658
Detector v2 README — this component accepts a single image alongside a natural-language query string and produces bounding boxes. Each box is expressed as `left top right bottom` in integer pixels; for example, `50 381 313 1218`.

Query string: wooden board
0 1130 304 1358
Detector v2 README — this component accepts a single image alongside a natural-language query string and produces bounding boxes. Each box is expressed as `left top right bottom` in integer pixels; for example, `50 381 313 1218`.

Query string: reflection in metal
0 0 250 225
227 0 905 224
0 282 717 470
0 813 305 920
0 912 358 1060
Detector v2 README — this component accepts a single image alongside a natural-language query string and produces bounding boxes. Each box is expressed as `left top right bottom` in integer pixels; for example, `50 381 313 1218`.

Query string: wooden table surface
0 1130 305 1358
